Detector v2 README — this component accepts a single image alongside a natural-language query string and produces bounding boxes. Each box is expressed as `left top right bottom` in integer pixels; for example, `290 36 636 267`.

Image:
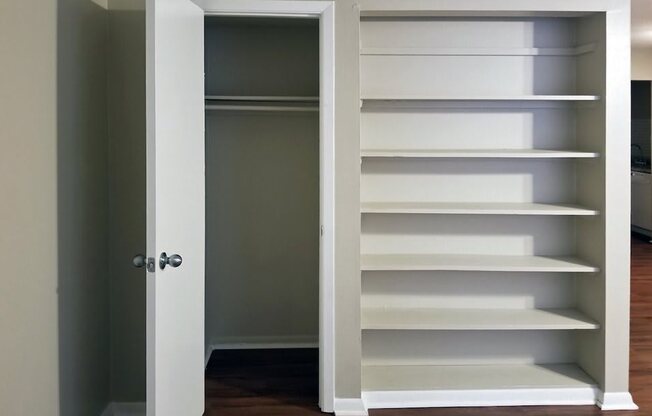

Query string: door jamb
192 0 336 412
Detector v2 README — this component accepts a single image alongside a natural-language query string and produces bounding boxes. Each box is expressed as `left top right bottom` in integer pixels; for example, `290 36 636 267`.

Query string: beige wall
0 0 111 415
633 47 652 80
0 1 60 414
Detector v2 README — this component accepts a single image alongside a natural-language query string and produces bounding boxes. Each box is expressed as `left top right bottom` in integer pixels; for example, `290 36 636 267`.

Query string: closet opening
202 15 323 414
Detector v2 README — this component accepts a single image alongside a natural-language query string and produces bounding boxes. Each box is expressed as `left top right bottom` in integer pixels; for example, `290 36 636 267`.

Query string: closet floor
204 236 652 416
204 348 321 416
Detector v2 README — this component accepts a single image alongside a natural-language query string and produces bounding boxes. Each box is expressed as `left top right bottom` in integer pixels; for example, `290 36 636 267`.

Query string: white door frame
191 0 336 412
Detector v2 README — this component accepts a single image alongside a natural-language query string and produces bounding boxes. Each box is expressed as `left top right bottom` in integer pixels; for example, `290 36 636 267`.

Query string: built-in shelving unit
357 7 626 411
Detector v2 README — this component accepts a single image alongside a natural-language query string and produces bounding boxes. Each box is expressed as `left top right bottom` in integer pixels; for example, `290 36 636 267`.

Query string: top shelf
360 44 596 57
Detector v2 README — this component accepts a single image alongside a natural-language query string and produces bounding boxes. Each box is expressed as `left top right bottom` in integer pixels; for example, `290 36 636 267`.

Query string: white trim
100 403 147 416
191 2 336 413
334 398 369 416
194 0 331 16
597 392 639 411
362 387 600 409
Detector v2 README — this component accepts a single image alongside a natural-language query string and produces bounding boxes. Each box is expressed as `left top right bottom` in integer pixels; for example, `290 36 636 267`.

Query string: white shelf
360 202 598 216
360 44 596 57
360 254 598 273
360 149 599 159
362 363 597 391
361 95 601 101
361 307 599 330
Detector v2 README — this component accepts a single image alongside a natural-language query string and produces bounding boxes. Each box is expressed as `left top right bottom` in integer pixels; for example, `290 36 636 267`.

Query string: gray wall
57 0 111 414
0 0 111 415
205 112 319 346
107 0 147 402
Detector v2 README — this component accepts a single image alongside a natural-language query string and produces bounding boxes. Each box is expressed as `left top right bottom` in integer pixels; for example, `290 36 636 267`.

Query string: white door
146 0 205 415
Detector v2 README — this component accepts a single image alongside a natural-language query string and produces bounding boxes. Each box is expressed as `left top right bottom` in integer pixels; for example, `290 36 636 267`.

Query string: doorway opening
202 15 322 414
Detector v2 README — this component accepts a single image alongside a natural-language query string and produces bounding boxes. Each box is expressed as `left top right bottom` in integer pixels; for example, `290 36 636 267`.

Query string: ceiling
632 0 652 47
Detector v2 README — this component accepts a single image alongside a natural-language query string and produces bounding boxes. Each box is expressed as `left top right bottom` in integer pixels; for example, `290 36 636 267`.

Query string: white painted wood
356 1 633 410
362 364 597 391
361 307 599 330
360 202 598 215
362 95 601 101
360 149 599 158
360 45 596 56
194 0 332 16
597 392 639 410
357 0 623 14
146 1 205 416
362 386 598 409
333 398 368 416
361 254 598 272
632 171 652 231
318 4 336 410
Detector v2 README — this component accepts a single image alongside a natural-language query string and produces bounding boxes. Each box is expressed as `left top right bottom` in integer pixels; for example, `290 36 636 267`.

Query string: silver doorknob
159 252 183 270
132 254 146 268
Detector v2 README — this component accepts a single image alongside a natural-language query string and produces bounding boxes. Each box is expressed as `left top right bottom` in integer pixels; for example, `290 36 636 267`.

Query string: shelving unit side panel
574 12 608 390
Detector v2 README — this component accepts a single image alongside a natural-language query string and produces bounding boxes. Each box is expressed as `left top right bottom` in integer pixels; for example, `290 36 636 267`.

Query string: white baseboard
100 402 146 416
598 392 639 410
204 336 319 368
334 398 368 416
363 387 599 409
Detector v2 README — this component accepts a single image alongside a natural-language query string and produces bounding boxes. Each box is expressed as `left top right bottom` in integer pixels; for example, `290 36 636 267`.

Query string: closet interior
203 14 320 395
359 13 609 405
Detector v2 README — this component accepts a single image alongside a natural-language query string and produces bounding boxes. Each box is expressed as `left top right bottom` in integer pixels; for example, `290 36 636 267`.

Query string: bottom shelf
362 363 597 391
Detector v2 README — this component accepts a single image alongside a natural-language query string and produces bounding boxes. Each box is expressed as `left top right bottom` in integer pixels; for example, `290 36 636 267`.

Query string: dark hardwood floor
205 235 652 415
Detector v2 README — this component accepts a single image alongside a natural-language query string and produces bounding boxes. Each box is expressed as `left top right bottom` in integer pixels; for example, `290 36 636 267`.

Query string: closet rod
205 104 318 112
205 95 319 102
